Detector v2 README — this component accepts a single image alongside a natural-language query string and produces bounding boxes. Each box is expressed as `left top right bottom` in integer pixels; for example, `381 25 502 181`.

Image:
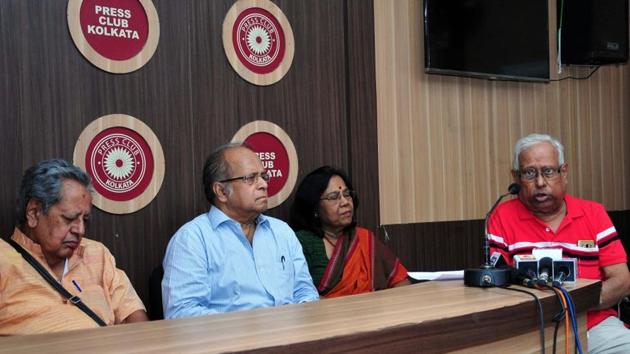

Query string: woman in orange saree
290 166 409 298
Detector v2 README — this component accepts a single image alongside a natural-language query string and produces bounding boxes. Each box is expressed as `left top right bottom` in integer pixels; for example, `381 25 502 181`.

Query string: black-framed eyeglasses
517 164 565 181
320 189 355 202
219 171 270 185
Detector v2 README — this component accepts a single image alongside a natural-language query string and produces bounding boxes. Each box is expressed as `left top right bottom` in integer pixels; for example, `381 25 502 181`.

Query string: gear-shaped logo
85 127 154 201
233 7 285 74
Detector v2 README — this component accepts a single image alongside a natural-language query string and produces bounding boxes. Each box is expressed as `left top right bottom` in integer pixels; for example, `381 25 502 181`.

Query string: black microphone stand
464 183 520 287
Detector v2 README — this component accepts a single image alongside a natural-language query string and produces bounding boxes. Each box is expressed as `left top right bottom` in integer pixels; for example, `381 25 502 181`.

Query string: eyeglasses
517 164 565 181
219 171 270 185
320 189 355 202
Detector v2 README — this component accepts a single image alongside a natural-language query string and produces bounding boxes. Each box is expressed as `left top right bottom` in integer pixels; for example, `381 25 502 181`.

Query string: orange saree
316 227 408 298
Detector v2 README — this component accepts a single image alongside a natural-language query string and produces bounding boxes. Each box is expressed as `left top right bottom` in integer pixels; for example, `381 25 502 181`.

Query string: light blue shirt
162 206 319 319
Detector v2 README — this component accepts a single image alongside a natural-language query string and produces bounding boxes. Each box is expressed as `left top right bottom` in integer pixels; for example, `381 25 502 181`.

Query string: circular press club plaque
74 114 165 214
223 0 295 86
231 121 298 209
67 0 160 73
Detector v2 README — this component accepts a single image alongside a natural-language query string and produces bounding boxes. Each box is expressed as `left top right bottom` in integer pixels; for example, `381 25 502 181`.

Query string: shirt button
545 228 550 232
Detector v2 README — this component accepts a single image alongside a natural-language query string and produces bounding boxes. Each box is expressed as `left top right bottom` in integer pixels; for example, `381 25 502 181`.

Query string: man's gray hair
17 159 92 225
202 142 248 204
512 133 565 171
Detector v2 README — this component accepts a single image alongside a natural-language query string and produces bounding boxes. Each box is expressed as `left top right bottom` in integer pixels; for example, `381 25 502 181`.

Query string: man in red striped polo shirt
489 133 630 354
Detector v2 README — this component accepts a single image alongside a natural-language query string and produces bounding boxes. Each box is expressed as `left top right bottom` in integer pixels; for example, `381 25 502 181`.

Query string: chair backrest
619 297 630 325
148 265 164 320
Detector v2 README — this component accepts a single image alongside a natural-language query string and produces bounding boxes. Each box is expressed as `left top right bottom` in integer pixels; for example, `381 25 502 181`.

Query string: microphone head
538 256 553 268
554 266 570 282
508 183 520 195
538 257 553 282
552 265 569 287
510 267 535 288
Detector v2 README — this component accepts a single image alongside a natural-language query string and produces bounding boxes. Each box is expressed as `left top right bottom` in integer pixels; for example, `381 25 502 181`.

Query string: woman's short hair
17 159 92 225
289 166 359 236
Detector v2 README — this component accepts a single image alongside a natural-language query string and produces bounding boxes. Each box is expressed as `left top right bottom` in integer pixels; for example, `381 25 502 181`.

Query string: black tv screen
424 0 550 82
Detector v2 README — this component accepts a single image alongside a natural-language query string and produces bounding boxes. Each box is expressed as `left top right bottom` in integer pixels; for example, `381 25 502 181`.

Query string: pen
72 279 82 292
281 255 285 270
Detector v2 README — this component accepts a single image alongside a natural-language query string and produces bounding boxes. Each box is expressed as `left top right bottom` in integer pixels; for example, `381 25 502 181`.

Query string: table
0 279 600 353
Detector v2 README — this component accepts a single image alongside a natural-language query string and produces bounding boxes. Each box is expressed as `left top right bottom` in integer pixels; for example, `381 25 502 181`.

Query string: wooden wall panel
3 0 625 316
346 0 380 233
0 1 22 237
374 0 630 224
382 220 484 271
0 0 200 292
187 0 351 223
384 210 630 272
0 0 379 309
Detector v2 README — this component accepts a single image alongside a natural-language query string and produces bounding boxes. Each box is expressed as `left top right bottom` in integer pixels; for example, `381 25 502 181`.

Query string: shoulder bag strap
7 238 107 327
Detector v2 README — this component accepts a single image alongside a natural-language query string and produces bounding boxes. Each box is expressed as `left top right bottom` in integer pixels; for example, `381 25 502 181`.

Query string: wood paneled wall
374 0 630 224
383 210 630 272
0 0 379 307
2 0 628 313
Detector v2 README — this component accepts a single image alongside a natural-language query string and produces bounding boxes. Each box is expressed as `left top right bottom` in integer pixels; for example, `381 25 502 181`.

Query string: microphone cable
500 286 545 354
564 287 581 354
557 286 583 354
547 285 569 354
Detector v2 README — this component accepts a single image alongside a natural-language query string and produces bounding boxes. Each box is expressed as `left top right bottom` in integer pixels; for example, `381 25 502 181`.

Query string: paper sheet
408 270 464 281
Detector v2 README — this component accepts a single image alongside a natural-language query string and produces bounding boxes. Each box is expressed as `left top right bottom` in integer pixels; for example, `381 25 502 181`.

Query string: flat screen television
424 0 550 82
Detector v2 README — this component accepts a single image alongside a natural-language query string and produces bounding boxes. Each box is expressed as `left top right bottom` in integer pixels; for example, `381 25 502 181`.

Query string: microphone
481 183 520 268
536 257 553 286
552 265 570 287
507 183 520 195
511 268 536 288
464 183 520 287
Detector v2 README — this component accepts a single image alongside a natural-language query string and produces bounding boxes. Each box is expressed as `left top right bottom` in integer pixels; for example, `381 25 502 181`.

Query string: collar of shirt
514 194 586 235
207 205 270 231
11 227 85 275
515 193 584 221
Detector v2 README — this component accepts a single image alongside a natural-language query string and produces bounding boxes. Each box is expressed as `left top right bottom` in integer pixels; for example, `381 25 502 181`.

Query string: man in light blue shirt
162 143 318 318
